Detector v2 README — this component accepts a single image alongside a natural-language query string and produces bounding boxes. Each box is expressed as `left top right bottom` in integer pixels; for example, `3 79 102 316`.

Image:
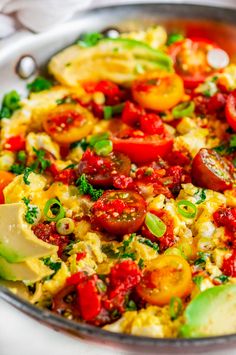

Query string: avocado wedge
48 38 173 86
181 284 236 337
0 256 53 282
0 203 58 263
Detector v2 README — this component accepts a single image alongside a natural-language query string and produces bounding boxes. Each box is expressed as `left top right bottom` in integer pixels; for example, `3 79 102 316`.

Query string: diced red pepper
77 274 102 321
54 168 77 185
121 101 144 126
140 113 164 135
66 271 87 286
76 251 86 261
222 251 236 277
4 135 25 152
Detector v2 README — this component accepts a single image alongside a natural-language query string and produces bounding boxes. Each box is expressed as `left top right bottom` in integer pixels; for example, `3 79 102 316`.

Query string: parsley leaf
76 173 103 201
23 167 33 185
194 252 207 266
138 258 144 269
194 188 206 205
70 138 89 151
125 299 137 311
215 274 229 283
43 257 61 279
31 147 51 173
0 90 21 119
229 135 236 148
77 32 103 48
137 237 159 251
10 163 25 175
27 76 52 93
22 197 39 224
167 33 184 46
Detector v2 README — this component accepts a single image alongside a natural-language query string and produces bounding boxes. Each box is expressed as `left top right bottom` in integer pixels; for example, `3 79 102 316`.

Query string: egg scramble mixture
1 26 236 338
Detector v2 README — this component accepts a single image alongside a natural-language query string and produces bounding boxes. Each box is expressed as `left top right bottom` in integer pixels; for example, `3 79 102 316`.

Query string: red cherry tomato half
112 134 173 164
226 90 236 131
92 190 146 235
191 148 234 192
169 37 218 89
4 135 25 152
78 149 131 187
121 101 145 126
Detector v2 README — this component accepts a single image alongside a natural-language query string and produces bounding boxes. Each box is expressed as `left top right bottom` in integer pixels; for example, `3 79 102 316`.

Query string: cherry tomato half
169 37 217 89
112 134 173 164
43 103 96 145
92 190 146 235
78 149 131 187
226 90 236 131
3 135 26 152
0 171 14 204
132 70 184 111
191 148 234 192
136 255 192 306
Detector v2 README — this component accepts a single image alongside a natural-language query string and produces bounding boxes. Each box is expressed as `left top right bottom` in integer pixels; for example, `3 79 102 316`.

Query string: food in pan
1 25 236 338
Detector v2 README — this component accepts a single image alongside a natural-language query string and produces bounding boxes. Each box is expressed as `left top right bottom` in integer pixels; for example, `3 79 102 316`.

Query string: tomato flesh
92 190 146 235
169 38 217 89
78 149 131 187
4 135 25 152
226 90 236 131
191 148 233 192
112 134 173 164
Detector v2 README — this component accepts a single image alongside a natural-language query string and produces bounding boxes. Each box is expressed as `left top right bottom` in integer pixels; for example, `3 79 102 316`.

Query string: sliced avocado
181 285 236 337
0 203 58 263
48 38 173 86
0 256 53 282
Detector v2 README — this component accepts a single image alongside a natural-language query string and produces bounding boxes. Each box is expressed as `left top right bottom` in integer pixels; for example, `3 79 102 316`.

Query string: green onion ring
172 101 195 119
145 212 167 238
43 198 65 222
169 296 183 320
177 200 197 219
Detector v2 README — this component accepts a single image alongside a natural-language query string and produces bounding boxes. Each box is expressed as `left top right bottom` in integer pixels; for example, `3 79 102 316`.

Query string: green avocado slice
48 38 173 86
0 256 53 282
0 203 58 263
181 284 236 337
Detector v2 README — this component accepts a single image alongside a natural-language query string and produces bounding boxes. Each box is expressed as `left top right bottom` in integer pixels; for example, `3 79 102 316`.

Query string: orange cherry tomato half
226 90 236 131
132 70 184 111
136 255 192 306
169 37 218 89
0 171 15 204
43 103 96 145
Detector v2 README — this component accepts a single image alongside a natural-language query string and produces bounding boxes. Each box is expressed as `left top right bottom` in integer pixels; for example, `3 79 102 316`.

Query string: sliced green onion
177 200 197 219
172 101 195 119
56 217 75 235
145 212 166 238
169 296 183 320
43 198 65 222
94 139 113 156
89 132 109 147
104 103 124 120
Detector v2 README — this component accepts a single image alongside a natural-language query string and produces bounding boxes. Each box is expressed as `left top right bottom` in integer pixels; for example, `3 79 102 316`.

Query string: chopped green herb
167 33 184 46
194 189 206 205
77 32 103 48
30 147 51 173
193 275 204 288
138 237 159 251
194 252 207 266
102 234 137 260
102 244 118 259
215 274 229 283
138 258 144 269
10 163 25 175
17 150 26 162
169 296 183 320
76 173 103 201
22 197 39 224
63 240 76 256
0 90 21 119
43 257 61 278
23 167 33 185
27 76 52 93
229 135 236 148
55 96 77 105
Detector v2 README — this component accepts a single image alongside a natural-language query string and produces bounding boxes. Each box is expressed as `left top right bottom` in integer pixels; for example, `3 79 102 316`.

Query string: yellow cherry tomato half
43 103 96 145
132 70 184 111
136 255 193 306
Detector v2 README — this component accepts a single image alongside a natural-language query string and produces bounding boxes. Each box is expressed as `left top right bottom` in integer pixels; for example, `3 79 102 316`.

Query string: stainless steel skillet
0 2 236 353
